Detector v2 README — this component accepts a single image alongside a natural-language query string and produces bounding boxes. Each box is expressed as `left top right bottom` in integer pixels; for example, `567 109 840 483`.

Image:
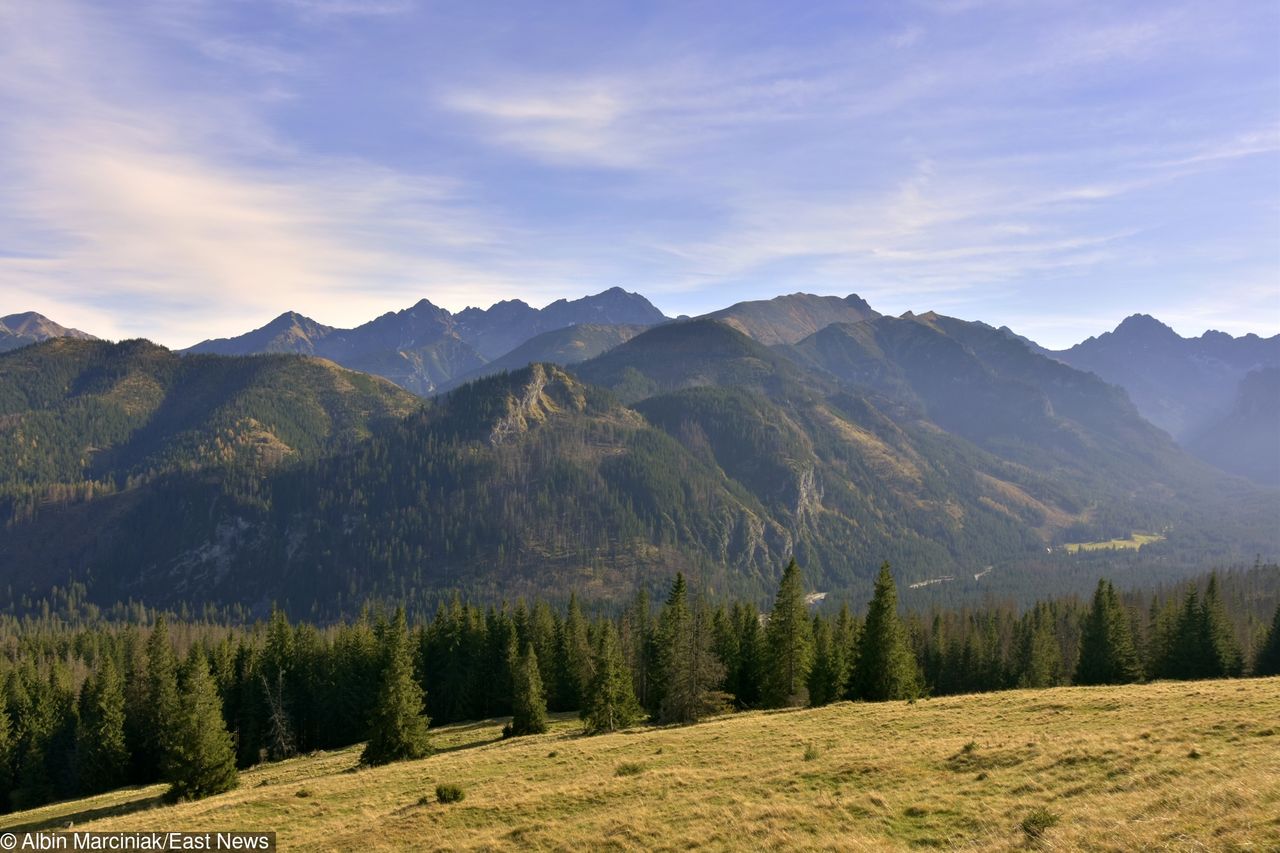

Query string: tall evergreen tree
621 589 654 712
850 563 921 701
807 616 843 707
165 650 239 802
1254 603 1280 677
581 623 643 734
1201 574 1244 677
259 609 296 761
507 643 548 737
1016 603 1063 688
556 593 594 710
0 703 13 813
75 655 129 794
732 602 766 708
362 609 432 766
1074 579 1141 685
655 574 726 724
763 558 813 707
144 616 181 780
834 603 860 699
1146 595 1179 680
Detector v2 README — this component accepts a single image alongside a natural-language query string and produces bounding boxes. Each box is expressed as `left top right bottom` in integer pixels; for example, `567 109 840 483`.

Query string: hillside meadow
3 678 1277 851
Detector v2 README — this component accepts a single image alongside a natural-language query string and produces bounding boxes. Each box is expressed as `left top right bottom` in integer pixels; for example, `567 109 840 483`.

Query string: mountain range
0 291 1275 615
185 287 667 395
1048 314 1280 485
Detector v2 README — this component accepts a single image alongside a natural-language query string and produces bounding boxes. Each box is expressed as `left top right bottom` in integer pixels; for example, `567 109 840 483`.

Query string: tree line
2 562 1277 814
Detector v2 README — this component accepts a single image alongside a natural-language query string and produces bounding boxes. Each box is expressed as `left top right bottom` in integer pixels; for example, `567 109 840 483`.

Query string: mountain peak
0 312 96 345
1113 313 1178 339
704 292 879 345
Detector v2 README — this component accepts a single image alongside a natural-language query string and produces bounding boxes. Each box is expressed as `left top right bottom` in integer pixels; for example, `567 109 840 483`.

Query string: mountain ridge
185 288 668 395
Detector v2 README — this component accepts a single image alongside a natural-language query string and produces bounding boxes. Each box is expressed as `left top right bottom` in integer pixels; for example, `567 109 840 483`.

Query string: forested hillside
0 338 418 526
0 312 1275 616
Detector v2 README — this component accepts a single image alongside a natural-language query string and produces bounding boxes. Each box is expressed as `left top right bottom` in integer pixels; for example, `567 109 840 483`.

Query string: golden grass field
3 678 1277 851
1063 532 1165 554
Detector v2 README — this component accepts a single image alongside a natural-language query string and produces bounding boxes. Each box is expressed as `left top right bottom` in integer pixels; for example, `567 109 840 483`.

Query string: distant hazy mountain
186 288 667 394
185 311 335 356
1186 367 1280 487
455 287 667 359
441 323 647 392
701 293 879 345
1052 314 1280 441
0 312 96 352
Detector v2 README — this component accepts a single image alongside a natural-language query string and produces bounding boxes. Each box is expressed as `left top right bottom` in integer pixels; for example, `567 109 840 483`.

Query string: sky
1 0 1277 350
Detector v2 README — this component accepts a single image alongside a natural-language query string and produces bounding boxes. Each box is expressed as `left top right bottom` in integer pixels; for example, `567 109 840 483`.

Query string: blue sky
1 0 1277 349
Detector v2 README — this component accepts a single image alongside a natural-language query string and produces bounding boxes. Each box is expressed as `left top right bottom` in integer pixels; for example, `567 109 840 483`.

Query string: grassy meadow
3 678 1277 851
1063 532 1166 554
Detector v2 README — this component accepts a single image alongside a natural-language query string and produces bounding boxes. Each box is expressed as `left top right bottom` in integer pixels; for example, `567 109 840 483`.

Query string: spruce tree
621 589 653 712
656 574 726 724
1074 579 1141 685
712 606 742 701
260 609 296 761
362 609 432 766
75 655 129 794
807 616 842 707
763 558 813 707
1146 595 1179 680
0 703 12 813
165 650 238 802
507 643 549 737
145 616 181 780
581 623 643 734
737 602 767 709
1016 603 1063 688
850 563 921 701
1164 587 1207 679
1200 574 1244 677
1254 603 1280 677
556 593 594 710
834 603 860 699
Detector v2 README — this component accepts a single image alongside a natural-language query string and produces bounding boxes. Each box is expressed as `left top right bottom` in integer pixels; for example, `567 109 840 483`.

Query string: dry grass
4 678 1277 851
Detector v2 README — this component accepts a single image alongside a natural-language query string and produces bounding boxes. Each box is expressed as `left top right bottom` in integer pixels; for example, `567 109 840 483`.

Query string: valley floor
4 679 1278 851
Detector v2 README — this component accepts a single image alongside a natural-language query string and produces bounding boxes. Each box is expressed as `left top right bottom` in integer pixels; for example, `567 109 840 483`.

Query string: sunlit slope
6 678 1277 851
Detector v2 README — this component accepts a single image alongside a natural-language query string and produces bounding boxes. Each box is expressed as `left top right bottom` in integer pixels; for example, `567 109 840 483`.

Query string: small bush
294 788 312 799
417 795 431 806
803 743 821 762
975 772 988 781
903 806 928 818
436 783 465 804
615 762 645 777
547 750 558 758
962 741 978 754
1021 807 1060 839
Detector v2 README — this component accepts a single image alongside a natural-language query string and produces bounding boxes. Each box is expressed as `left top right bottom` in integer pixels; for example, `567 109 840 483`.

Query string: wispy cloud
0 0 1275 347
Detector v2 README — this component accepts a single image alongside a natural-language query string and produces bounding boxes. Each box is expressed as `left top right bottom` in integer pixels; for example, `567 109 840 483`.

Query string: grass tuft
615 762 645 777
803 743 821 762
435 783 465 804
1021 806 1060 839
